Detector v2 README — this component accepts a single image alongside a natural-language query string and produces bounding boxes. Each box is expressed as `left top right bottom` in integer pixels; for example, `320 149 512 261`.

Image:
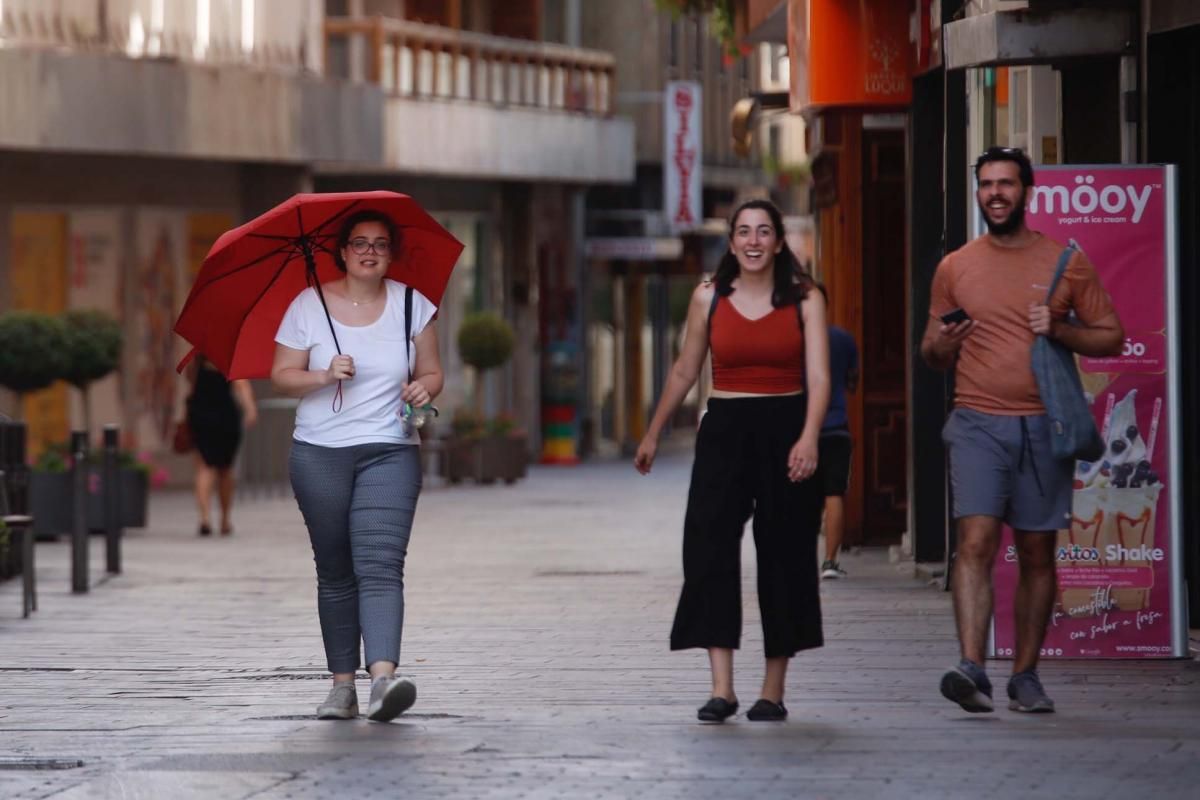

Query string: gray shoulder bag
1030 246 1105 462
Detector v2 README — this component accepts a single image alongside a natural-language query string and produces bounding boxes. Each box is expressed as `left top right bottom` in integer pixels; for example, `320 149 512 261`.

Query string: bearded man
921 147 1124 714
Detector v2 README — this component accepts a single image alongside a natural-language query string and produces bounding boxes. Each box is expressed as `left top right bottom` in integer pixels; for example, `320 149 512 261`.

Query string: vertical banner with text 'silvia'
664 81 701 234
992 166 1185 659
9 212 69 456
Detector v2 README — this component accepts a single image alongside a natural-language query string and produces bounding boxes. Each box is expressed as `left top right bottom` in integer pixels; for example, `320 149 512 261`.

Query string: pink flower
150 466 170 490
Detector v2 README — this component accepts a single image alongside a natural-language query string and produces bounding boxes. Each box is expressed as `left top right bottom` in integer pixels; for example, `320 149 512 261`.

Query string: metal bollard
103 425 122 574
70 430 89 593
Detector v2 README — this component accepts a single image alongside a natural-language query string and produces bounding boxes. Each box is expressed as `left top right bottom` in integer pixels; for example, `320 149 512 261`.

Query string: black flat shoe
198 524 212 537
746 699 787 721
697 697 738 722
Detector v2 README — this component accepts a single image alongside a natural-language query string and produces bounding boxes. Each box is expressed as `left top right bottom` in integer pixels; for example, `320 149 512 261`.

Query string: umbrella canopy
174 191 463 379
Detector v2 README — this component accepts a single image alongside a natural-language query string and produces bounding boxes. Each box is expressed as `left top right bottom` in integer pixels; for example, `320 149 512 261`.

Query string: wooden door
860 129 908 542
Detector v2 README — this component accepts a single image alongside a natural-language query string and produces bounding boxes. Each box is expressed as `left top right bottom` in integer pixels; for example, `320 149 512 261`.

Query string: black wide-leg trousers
670 395 824 658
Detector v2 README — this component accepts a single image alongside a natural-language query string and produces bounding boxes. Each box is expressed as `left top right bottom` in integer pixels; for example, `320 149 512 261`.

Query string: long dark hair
333 209 401 272
712 199 812 306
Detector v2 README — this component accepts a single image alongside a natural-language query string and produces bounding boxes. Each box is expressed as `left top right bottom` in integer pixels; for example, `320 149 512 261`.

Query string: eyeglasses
348 237 392 256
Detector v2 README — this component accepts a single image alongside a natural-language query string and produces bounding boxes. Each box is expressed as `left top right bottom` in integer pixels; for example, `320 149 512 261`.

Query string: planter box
444 434 528 484
30 468 149 537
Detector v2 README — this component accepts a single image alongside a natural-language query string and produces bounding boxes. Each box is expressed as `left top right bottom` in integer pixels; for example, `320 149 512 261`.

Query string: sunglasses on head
980 146 1024 158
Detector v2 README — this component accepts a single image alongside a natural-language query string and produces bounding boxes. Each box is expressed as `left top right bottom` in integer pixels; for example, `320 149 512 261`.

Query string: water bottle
399 402 439 437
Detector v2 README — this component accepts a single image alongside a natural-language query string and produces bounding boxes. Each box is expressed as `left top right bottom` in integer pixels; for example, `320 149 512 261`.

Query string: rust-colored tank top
709 296 804 393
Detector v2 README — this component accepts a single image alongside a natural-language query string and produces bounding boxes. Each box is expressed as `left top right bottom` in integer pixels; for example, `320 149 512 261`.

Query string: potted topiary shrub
60 309 123 439
0 311 69 418
457 311 515 411
451 313 527 484
486 411 528 484
0 311 70 539
444 406 486 484
56 308 147 529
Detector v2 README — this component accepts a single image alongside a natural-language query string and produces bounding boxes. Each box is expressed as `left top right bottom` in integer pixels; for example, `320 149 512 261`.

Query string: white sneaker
821 560 848 580
316 682 358 720
367 675 417 722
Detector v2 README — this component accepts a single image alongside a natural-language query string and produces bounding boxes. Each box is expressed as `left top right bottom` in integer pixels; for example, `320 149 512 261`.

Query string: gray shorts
942 408 1074 532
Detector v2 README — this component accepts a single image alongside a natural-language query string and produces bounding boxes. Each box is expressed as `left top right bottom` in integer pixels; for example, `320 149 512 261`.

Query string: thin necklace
345 285 383 306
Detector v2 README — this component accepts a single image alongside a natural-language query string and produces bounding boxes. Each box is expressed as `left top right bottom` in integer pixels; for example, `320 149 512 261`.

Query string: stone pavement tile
47 771 292 799
1 454 1199 798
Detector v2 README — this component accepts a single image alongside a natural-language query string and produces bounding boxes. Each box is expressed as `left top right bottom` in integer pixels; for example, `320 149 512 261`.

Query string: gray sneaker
1007 671 1055 713
939 659 994 713
316 682 359 720
367 675 417 722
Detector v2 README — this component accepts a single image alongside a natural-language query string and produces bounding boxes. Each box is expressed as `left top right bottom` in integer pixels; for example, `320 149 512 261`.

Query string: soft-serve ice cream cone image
1077 355 1115 405
1105 485 1160 610
1067 390 1163 614
1058 485 1105 617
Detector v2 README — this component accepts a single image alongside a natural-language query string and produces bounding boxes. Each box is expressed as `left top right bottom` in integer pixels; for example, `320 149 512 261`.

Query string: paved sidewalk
1 451 1198 799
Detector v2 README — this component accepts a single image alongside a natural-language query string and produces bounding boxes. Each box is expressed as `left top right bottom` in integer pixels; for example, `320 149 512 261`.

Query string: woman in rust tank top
634 199 831 723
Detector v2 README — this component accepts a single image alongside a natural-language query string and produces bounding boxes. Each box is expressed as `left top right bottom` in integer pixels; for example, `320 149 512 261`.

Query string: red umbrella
174 191 463 379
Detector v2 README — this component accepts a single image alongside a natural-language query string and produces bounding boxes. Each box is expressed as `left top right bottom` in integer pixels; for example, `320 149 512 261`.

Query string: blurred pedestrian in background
814 283 859 580
272 209 443 723
185 354 257 536
635 199 830 723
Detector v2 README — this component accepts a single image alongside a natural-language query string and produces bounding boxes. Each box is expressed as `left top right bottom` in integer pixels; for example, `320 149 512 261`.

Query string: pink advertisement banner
992 166 1178 659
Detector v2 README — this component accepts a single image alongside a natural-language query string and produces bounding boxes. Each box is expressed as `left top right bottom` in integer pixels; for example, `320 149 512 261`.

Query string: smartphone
940 308 971 325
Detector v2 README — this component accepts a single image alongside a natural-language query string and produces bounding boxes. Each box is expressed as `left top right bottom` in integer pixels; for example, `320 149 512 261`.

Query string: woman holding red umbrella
271 209 442 723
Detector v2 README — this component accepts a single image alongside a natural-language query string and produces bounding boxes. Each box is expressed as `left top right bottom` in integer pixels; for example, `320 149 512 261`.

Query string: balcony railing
323 17 614 116
0 1 312 72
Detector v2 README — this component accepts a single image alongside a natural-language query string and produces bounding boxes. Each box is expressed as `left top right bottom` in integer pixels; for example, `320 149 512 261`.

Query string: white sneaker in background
821 560 848 580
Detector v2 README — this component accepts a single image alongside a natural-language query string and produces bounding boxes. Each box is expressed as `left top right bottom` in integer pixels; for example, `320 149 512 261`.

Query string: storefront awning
584 237 683 261
944 8 1134 71
788 0 913 113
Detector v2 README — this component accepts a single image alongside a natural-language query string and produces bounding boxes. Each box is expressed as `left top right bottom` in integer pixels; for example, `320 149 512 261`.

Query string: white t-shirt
274 279 437 447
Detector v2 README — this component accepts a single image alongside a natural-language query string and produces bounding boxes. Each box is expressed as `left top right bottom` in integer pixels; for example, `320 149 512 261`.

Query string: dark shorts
817 430 852 497
942 408 1074 532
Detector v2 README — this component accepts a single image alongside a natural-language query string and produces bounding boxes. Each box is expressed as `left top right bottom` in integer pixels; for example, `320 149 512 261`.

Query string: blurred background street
3 2 1200 797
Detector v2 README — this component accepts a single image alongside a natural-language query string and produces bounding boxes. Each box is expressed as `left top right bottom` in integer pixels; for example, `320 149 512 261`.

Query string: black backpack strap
1045 245 1076 304
404 284 414 382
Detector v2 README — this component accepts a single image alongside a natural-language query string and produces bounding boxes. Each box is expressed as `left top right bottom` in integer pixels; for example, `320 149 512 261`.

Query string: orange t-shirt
929 233 1116 415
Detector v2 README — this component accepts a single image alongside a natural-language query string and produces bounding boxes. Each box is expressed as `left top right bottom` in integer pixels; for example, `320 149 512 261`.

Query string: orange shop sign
788 0 913 111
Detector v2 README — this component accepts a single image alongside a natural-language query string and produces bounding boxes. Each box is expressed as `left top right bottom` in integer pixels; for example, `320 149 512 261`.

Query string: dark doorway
1147 25 1200 623
1059 58 1121 164
860 128 908 543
